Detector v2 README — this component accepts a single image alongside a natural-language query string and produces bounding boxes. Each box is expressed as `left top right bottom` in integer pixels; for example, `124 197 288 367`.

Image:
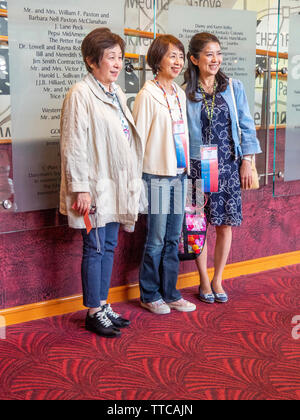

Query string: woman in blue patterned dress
184 33 262 303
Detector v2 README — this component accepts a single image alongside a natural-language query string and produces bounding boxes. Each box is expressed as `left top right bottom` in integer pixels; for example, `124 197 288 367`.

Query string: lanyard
154 79 187 169
154 78 183 122
199 80 217 144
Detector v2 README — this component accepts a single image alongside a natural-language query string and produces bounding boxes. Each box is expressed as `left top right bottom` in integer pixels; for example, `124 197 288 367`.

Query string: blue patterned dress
190 92 243 226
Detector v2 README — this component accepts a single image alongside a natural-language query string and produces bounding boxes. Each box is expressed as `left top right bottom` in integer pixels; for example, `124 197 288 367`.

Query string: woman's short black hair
147 34 185 75
81 28 125 72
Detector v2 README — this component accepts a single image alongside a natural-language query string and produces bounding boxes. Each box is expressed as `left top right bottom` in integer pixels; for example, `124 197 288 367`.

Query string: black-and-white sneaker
103 304 131 328
85 308 121 338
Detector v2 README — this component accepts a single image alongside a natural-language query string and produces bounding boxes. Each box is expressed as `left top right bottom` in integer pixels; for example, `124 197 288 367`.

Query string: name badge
201 145 218 161
172 120 185 135
200 145 219 193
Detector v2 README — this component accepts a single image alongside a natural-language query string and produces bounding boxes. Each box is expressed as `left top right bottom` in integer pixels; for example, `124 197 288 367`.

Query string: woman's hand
75 192 92 216
240 159 253 190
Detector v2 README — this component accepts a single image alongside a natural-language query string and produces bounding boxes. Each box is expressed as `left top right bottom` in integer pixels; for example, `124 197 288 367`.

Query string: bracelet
242 156 253 163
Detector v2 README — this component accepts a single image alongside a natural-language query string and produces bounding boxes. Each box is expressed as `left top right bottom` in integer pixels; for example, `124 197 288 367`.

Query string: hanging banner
8 0 124 212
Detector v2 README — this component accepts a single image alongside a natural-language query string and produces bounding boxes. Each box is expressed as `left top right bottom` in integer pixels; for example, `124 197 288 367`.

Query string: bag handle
229 78 242 144
229 78 256 165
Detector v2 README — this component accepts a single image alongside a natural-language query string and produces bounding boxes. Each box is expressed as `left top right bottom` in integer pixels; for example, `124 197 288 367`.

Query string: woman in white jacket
133 35 196 315
60 28 143 337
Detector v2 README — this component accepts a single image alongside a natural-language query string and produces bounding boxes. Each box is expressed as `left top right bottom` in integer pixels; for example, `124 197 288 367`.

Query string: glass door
272 0 300 197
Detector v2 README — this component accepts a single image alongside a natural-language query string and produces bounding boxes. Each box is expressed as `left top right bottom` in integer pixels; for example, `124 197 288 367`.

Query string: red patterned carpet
0 265 300 401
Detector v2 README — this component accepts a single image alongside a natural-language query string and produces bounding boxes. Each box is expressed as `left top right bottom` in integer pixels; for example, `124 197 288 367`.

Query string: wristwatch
242 156 253 163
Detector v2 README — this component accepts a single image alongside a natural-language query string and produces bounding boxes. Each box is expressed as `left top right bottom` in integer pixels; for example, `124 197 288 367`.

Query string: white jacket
132 80 190 176
60 73 143 229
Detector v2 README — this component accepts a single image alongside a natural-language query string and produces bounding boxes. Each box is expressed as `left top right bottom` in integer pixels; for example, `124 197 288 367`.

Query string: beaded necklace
154 78 183 122
198 80 217 144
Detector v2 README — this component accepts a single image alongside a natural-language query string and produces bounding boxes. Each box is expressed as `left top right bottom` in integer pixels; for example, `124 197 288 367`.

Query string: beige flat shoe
141 299 171 315
167 298 196 312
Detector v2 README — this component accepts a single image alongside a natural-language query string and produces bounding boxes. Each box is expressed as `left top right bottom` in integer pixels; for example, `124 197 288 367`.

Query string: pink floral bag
178 205 207 261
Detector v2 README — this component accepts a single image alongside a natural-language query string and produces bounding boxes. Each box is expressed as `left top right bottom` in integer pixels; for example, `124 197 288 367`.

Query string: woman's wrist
242 155 253 163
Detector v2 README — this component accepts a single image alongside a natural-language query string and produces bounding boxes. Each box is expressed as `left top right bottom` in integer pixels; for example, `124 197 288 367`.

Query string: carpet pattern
0 265 299 400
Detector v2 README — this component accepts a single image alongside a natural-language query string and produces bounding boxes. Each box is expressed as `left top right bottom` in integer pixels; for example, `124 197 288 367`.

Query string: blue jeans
81 223 120 308
139 172 187 303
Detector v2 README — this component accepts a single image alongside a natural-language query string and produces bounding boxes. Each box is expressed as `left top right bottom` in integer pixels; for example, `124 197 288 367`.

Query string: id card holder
200 145 219 192
172 120 188 169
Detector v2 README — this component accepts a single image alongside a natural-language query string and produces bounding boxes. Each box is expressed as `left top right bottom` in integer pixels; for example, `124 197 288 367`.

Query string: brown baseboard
1 251 299 327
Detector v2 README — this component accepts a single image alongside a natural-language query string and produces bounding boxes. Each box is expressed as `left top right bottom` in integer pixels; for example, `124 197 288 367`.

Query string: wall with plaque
168 6 257 114
8 0 125 212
